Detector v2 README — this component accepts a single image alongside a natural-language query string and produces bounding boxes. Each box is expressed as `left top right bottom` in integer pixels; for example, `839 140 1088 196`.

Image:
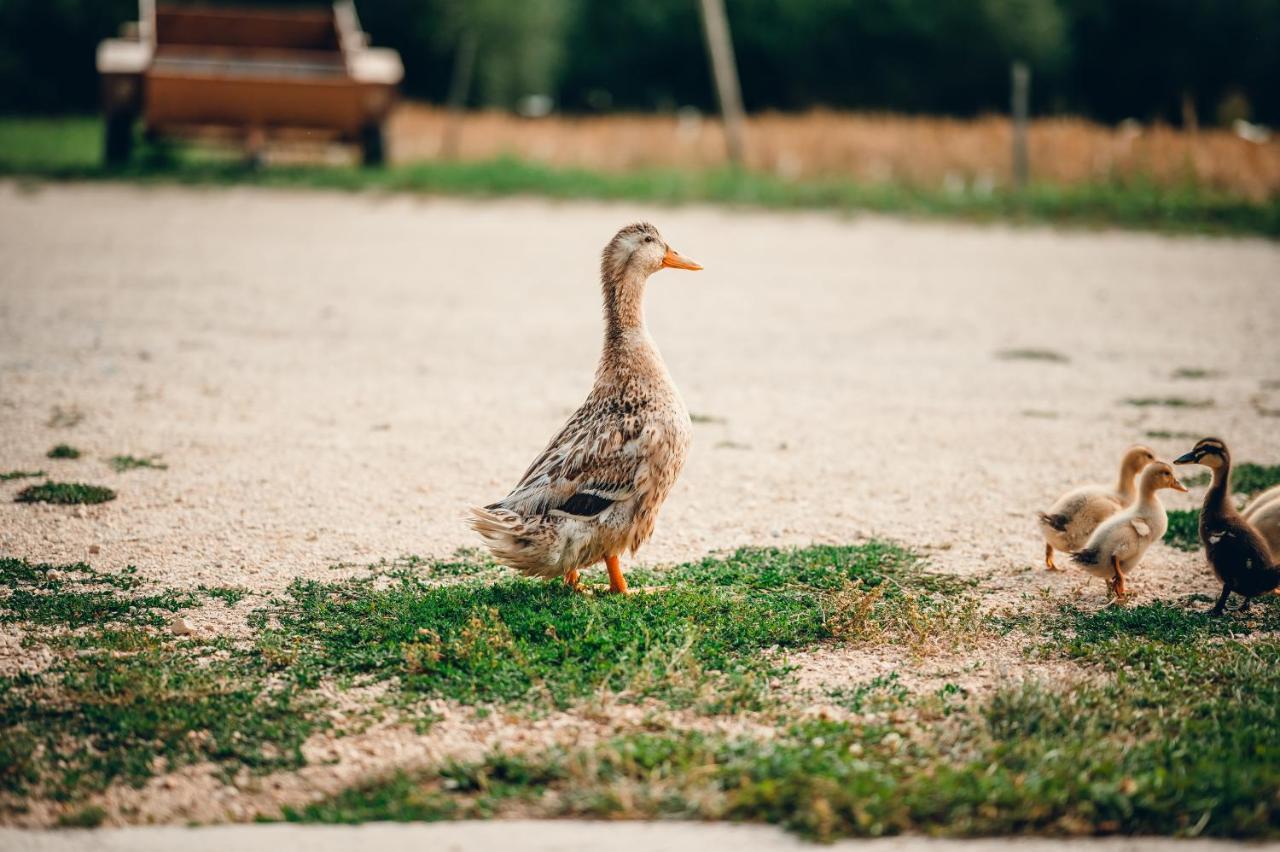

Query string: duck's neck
1204 460 1233 515
1115 463 1139 503
602 267 650 351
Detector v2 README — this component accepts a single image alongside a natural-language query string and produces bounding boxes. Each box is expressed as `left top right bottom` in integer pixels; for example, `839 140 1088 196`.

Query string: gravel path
2 182 1276 593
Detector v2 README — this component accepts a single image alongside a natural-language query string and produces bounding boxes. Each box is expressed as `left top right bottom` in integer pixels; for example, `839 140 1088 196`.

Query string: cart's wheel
104 111 135 167
360 123 386 167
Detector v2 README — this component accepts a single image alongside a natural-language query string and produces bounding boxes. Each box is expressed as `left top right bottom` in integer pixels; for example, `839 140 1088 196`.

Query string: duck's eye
643 236 654 243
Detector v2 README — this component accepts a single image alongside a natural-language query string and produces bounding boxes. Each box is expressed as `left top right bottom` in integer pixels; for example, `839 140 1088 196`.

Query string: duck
1173 437 1280 615
469 223 702 594
1070 461 1186 597
1037 445 1157 570
1242 485 1280 558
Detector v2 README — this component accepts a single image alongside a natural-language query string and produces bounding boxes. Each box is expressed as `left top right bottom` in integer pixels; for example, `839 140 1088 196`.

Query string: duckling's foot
605 554 630 595
1044 544 1059 571
1108 558 1128 598
564 568 582 591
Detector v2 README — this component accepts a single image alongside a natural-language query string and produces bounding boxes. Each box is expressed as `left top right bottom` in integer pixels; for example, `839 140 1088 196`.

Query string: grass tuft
46 444 81 460
1124 397 1214 409
995 348 1069 363
0 470 45 481
14 481 115 505
107 454 167 473
1164 509 1201 551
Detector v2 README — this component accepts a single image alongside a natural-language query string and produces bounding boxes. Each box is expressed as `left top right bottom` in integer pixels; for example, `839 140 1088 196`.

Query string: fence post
1010 61 1030 190
697 0 747 166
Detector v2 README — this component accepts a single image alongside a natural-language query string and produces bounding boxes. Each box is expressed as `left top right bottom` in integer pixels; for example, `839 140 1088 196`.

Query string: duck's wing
492 403 642 519
1129 517 1152 540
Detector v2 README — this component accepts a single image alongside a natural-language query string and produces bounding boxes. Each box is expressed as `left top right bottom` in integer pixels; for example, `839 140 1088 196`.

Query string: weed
46 444 81 459
996 348 1069 363
1232 463 1280 497
1172 367 1221 379
56 805 106 828
107 454 167 473
14 482 115 505
0 470 45 481
1145 429 1199 440
1124 397 1214 409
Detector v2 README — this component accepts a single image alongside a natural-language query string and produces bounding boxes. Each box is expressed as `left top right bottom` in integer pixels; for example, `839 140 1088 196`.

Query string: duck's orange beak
661 247 702 271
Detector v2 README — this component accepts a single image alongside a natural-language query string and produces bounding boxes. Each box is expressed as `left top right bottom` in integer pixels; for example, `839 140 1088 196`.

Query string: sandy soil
1 181 1279 825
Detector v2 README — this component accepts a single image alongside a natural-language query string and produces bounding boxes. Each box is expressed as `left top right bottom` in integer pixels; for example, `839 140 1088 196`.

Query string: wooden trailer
97 0 403 166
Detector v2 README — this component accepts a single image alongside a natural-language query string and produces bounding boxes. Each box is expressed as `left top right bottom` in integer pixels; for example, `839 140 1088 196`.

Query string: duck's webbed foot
1109 556 1128 599
605 554 629 595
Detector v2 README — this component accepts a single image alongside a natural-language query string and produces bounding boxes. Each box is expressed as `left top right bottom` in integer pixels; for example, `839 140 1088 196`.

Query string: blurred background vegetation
2 0 1278 127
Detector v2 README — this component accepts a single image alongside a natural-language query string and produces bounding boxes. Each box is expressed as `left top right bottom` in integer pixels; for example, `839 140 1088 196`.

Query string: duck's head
601 222 701 284
1121 444 1158 474
1174 437 1229 470
1140 461 1189 493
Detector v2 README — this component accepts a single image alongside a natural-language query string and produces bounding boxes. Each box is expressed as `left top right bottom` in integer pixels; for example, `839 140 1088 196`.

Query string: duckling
1173 438 1280 615
469 223 702 594
1242 486 1280 558
1038 445 1157 570
1070 461 1186 597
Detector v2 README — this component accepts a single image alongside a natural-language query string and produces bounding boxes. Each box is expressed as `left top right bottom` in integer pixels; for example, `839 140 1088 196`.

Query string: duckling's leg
1109 555 1128 598
1210 584 1230 616
1239 595 1253 614
564 568 581 589
1044 544 1059 571
605 554 629 595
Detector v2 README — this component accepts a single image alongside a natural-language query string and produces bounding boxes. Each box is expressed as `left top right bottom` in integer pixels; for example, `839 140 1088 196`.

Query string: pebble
170 616 194 637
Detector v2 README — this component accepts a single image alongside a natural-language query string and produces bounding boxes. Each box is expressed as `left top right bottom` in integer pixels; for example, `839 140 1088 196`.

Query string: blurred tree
0 0 1277 125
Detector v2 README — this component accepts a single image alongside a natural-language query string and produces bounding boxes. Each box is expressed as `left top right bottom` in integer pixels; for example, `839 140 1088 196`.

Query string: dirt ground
1 181 1279 826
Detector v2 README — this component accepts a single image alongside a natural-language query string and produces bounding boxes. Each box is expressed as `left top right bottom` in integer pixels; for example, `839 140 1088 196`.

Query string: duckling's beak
1173 450 1199 465
661 247 702 271
1171 479 1189 492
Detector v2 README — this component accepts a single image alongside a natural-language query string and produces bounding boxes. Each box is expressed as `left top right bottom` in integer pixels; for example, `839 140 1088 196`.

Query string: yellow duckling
470 223 702 594
1037 445 1157 570
1070 461 1187 597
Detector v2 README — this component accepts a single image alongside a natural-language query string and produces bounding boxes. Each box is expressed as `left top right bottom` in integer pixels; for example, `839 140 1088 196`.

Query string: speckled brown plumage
470 223 696 583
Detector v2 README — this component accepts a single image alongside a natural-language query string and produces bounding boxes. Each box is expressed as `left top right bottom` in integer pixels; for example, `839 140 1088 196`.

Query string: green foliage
995 348 1070 362
14 481 115 505
46 443 81 459
56 805 107 828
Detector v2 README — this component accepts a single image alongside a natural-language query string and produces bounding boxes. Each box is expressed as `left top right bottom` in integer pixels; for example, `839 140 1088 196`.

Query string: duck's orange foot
605 554 629 595
563 568 582 591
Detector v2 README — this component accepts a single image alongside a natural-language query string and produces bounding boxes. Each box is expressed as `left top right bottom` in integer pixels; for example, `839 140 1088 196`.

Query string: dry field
390 105 1280 199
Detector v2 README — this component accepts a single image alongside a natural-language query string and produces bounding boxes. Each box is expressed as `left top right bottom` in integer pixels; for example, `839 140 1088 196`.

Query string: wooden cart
97 0 403 166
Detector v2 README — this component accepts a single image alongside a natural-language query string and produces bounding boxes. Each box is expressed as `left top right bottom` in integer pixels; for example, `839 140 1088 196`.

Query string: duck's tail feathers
1038 512 1069 532
467 506 565 579
1071 546 1100 567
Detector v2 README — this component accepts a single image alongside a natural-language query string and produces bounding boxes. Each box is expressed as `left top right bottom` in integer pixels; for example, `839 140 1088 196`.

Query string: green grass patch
0 469 45 481
1233 463 1280 497
2 117 1278 238
251 543 946 712
293 632 1280 838
14 481 115 505
1164 509 1201 551
46 444 81 460
995 348 1069 363
1124 397 1214 409
1145 429 1199 440
107 454 167 473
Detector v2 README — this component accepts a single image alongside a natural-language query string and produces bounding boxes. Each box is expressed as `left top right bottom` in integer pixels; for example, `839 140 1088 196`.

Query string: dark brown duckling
1173 437 1280 615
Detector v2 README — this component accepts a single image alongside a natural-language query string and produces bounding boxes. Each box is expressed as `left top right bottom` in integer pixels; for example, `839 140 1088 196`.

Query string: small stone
169 616 194 637
88 544 100 555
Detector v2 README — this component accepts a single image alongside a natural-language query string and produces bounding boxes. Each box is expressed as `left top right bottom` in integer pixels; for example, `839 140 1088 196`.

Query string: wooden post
697 0 746 166
1010 61 1030 190
442 29 477 158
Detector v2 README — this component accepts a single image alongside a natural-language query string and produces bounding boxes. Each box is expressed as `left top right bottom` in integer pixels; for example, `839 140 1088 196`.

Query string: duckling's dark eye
643 236 654 243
